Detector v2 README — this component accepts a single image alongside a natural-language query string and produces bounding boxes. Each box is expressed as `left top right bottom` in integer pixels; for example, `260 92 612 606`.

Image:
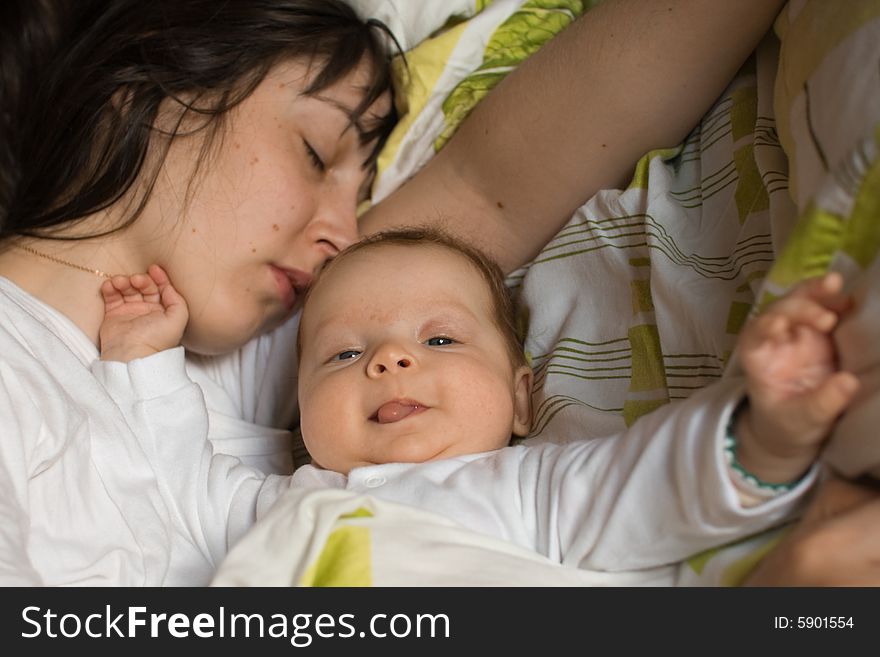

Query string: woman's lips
270 265 313 310
370 400 428 424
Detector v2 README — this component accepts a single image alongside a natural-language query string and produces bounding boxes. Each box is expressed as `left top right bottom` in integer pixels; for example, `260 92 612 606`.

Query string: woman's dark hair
0 0 397 241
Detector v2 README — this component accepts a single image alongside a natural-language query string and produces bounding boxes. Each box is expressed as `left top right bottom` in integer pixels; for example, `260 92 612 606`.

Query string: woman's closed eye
303 139 326 172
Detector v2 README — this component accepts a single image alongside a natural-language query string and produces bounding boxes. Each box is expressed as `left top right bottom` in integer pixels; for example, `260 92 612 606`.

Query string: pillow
366 0 588 202
761 0 880 292
771 0 880 213
754 0 880 479
347 0 482 52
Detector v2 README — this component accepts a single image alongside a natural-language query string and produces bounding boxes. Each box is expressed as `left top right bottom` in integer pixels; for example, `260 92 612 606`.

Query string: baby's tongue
376 401 418 424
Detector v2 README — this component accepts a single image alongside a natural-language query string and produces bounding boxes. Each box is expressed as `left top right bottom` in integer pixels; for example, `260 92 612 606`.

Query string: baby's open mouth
369 400 427 424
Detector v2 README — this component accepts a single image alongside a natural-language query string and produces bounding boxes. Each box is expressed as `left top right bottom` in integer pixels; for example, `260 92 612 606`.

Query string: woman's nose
312 185 360 256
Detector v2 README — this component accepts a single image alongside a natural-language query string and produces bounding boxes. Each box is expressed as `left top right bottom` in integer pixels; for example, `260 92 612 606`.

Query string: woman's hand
746 477 880 586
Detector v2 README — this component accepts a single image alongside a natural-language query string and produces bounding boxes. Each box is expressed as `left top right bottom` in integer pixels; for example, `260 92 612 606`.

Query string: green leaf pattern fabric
434 0 587 150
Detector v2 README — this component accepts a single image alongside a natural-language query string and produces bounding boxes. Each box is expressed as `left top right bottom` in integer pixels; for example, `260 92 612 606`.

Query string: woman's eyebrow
311 95 369 141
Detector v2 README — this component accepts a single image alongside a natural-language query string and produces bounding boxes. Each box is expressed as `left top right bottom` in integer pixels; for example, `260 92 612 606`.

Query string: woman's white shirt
0 276 298 585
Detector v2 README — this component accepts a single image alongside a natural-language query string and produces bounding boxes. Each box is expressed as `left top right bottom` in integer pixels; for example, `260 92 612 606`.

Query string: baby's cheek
460 376 517 439
302 383 360 450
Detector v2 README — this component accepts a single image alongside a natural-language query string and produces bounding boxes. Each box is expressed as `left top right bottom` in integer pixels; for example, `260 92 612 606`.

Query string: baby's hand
99 264 189 362
735 272 860 484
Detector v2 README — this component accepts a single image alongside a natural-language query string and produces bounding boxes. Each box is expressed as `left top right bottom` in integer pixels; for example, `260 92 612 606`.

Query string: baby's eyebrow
420 303 480 329
436 298 483 319
303 315 360 356
303 317 343 346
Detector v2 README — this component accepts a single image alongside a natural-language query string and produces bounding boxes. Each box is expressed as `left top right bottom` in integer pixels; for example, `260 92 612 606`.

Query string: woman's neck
0 237 136 347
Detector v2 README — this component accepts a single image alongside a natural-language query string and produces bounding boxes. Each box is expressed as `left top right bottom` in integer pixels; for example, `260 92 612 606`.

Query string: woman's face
138 58 391 355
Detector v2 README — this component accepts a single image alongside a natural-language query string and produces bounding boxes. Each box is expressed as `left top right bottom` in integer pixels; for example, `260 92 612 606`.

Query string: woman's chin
181 321 261 356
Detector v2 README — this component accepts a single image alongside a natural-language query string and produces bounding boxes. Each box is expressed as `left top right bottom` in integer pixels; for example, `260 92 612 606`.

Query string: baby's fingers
147 263 171 287
789 272 851 313
102 275 146 307
760 295 840 338
160 280 188 320
129 272 161 303
149 264 189 321
100 278 125 310
749 312 789 344
799 371 860 426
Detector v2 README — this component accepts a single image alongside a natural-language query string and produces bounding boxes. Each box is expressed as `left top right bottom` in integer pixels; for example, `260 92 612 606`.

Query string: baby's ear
511 365 533 437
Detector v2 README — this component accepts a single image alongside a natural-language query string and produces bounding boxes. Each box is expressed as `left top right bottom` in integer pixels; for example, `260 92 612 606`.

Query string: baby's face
297 244 531 474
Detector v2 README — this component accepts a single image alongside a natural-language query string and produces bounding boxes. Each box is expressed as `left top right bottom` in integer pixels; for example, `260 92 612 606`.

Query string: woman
0 0 874 585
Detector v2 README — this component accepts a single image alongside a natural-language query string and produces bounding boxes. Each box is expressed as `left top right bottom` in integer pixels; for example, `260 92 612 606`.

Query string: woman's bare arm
746 477 880 586
362 0 786 273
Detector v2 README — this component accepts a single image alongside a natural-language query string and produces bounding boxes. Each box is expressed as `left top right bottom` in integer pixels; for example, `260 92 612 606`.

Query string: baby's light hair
296 227 527 370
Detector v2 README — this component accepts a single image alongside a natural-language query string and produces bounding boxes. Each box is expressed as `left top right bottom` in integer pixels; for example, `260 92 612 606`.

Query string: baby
98 228 858 571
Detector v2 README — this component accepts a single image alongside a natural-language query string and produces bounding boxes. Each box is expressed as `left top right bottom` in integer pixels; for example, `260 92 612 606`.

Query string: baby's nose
371 356 412 374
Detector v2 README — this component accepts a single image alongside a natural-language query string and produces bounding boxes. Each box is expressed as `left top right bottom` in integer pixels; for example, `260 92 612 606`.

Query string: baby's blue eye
426 336 456 347
332 350 361 361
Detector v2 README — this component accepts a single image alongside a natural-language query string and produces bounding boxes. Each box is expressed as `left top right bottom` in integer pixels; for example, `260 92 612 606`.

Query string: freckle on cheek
272 224 280 231
252 248 257 254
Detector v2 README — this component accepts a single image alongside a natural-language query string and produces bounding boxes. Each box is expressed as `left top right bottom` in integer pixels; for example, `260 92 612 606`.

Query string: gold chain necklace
13 244 117 279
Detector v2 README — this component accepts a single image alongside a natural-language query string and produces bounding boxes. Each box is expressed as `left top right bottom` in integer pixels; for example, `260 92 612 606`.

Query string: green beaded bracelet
724 401 798 495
